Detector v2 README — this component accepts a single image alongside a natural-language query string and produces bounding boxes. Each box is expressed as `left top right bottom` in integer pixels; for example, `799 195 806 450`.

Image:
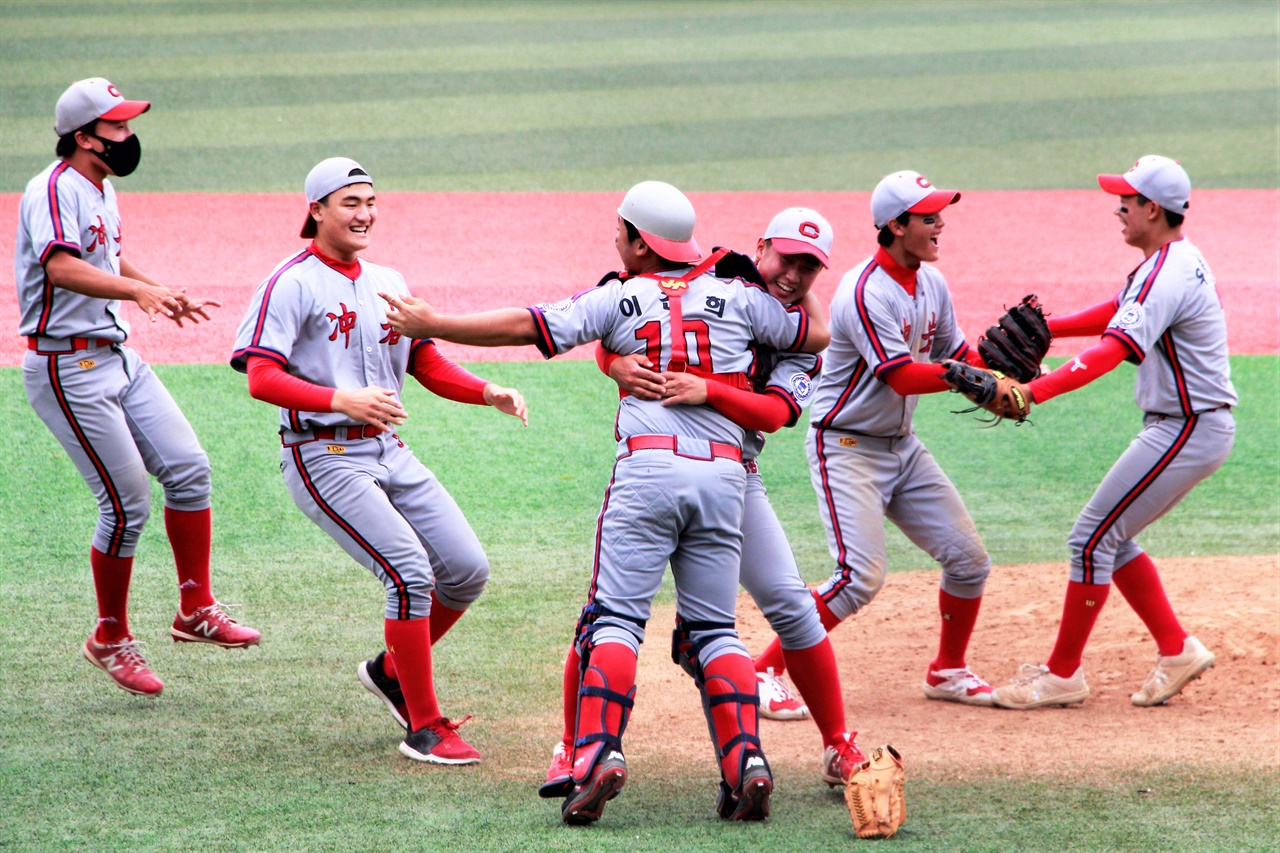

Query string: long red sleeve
1028 336 1128 403
881 361 952 396
703 381 792 433
409 341 489 405
596 342 619 375
246 356 336 412
1047 298 1119 339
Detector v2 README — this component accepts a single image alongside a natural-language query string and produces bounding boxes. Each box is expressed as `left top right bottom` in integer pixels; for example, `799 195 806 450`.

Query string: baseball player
231 157 527 764
381 181 828 823
753 171 998 709
539 208 866 796
16 78 260 697
990 156 1235 709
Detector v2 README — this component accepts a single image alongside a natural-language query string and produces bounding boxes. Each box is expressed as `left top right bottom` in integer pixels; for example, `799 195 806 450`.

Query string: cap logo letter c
799 221 820 239
106 83 121 97
916 176 931 188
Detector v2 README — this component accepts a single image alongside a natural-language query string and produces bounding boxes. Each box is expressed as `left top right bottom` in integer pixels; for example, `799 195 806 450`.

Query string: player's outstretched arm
246 357 406 433
381 292 537 346
118 257 220 328
483 384 529 426
44 249 183 321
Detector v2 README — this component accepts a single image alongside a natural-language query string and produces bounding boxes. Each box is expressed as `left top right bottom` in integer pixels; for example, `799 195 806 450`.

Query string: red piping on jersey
288 444 413 619
852 261 892 364
48 356 128 555
1103 327 1144 361
244 249 312 353
1157 330 1194 416
529 307 558 359
785 303 810 353
816 360 868 428
36 162 79 335
812 429 856 603
1079 414 1198 583
1134 243 1173 304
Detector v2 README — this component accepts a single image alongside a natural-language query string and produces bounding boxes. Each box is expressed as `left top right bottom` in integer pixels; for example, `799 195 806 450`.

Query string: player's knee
435 555 489 607
162 450 212 506
590 626 642 657
694 632 748 667
941 555 990 590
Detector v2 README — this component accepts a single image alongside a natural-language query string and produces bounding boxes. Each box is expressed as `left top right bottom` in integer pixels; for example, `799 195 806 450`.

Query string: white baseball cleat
1131 636 1215 706
991 664 1090 709
756 667 810 721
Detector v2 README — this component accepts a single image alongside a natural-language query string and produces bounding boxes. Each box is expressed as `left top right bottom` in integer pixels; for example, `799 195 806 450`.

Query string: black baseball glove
977 294 1052 383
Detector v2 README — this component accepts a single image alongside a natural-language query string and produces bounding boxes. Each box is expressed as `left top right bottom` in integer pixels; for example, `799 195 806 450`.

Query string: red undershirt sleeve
596 342 620 376
703 381 792 433
1047 298 1119 338
1028 336 1129 403
410 341 489 405
246 356 336 412
881 361 952 396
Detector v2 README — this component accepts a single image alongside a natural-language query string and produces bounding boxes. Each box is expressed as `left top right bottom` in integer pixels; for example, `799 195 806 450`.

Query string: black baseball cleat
561 750 627 825
717 749 773 821
357 652 409 730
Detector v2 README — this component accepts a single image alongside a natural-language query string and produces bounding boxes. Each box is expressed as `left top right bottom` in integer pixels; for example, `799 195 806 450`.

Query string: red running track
1 189 1275 365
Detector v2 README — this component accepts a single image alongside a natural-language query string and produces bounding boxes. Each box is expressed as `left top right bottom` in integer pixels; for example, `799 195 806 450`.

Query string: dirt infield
620 554 1279 782
1 189 1276 365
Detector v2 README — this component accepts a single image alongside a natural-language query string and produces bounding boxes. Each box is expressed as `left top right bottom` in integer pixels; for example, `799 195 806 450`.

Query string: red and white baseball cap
763 207 832 267
301 157 373 238
55 78 150 136
617 181 701 263
871 170 961 229
1097 155 1190 213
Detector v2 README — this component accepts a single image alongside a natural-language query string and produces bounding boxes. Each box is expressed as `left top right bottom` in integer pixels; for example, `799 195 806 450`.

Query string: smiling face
311 183 375 261
889 211 944 268
754 239 823 304
1114 193 1159 249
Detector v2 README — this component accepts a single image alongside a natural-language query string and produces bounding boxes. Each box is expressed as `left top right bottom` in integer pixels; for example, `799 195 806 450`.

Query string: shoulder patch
789 372 813 402
544 297 574 313
1116 304 1144 330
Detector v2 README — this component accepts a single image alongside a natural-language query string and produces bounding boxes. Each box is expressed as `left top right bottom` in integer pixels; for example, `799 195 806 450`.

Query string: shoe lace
764 667 798 701
193 601 241 626
1012 663 1049 685
434 714 474 736
937 667 986 689
106 637 150 670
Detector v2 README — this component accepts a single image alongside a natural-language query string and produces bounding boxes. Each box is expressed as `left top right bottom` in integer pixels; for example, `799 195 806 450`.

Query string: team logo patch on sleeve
1116 305 1144 330
789 372 813 401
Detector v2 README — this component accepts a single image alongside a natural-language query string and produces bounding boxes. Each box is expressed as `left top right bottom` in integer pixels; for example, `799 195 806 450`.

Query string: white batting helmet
617 181 701 263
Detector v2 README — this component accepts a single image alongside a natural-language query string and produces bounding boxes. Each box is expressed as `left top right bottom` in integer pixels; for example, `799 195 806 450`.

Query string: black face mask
90 132 141 177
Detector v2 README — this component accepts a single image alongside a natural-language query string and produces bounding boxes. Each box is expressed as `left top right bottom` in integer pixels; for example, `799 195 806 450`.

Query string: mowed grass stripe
5 59 1271 156
0 0 1263 55
365 127 1278 192
1 2 1273 87
6 88 1267 192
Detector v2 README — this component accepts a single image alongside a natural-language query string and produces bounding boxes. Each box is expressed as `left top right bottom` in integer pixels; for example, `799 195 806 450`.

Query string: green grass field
1 2 1277 851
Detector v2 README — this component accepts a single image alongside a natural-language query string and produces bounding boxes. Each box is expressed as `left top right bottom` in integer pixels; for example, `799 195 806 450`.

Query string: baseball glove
940 359 1033 425
977 294 1052 383
845 744 906 839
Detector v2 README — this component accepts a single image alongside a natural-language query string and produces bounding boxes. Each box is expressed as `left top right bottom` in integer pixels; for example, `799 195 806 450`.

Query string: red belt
312 425 387 441
626 434 742 463
27 336 115 352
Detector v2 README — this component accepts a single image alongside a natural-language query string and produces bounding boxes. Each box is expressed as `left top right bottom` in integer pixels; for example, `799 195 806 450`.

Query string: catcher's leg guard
699 650 772 821
670 615 701 682
563 641 636 825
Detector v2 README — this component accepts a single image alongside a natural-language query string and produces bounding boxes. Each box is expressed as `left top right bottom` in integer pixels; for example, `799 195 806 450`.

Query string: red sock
562 641 581 747
1112 553 1187 656
702 653 761 788
384 617 440 730
164 507 216 612
781 638 848 746
932 590 982 671
428 591 466 644
754 635 786 675
1046 581 1111 678
754 590 842 675
572 642 637 772
90 547 133 643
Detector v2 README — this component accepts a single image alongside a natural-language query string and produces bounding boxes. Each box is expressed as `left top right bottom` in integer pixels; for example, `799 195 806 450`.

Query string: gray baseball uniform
1069 238 1237 584
231 248 488 619
807 249 990 620
739 349 827 650
531 270 811 659
17 160 210 557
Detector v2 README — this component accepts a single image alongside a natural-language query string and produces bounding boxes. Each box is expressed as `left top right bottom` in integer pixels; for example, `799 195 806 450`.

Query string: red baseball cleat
538 741 573 798
399 715 481 765
170 602 261 648
821 731 867 787
83 634 164 696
